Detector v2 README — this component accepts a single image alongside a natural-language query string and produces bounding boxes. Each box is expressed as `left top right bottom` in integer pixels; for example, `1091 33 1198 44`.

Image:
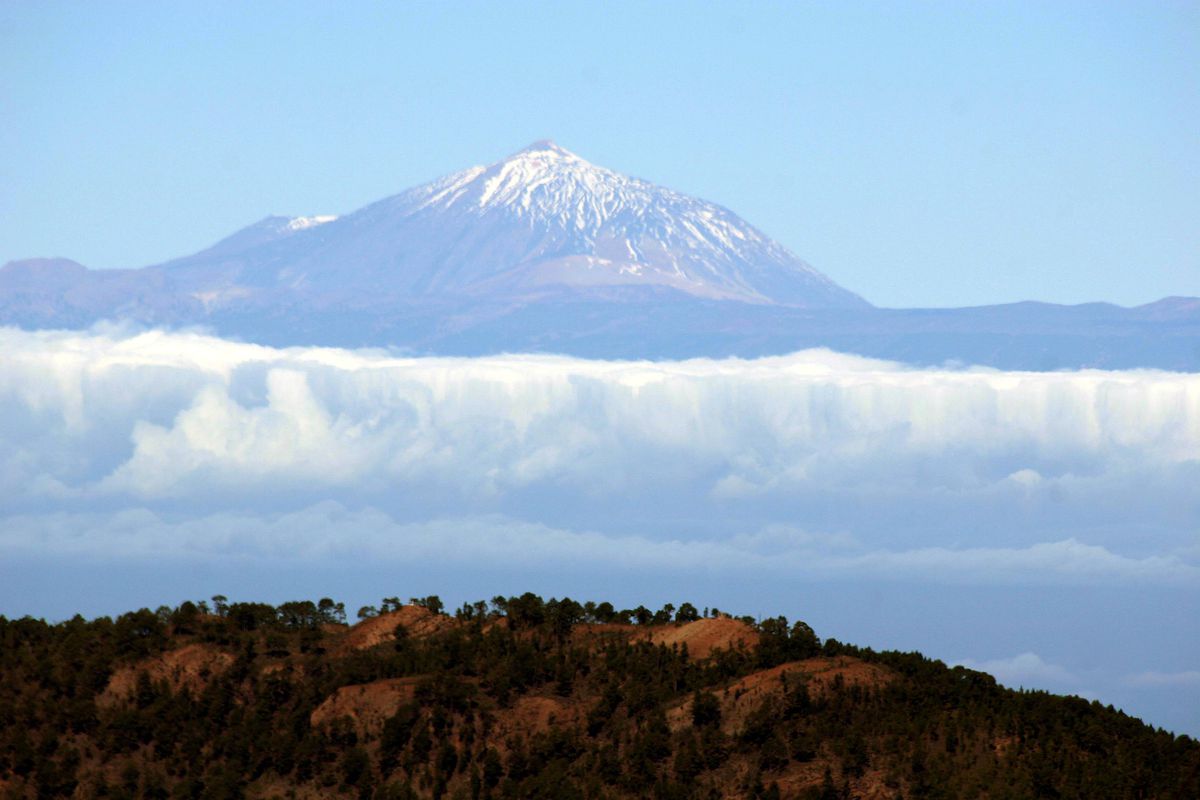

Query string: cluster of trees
357 593 722 629
0 593 1195 799
185 596 348 630
363 597 446 619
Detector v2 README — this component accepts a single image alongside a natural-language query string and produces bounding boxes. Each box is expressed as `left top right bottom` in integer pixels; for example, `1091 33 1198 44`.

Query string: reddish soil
487 694 585 743
336 605 457 653
782 655 894 696
771 764 901 800
260 661 305 678
99 643 234 707
993 734 1018 755
310 677 425 735
667 656 894 734
571 617 759 660
568 622 637 649
639 617 760 659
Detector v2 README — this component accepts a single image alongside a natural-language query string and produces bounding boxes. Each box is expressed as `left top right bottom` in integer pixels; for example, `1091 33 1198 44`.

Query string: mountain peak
510 139 578 159
2 142 868 318
336 142 869 307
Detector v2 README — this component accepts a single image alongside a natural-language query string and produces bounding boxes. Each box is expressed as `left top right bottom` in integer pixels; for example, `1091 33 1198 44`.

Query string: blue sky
2 1 1196 307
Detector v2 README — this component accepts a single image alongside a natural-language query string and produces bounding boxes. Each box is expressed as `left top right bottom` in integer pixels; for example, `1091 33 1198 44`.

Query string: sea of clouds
2 325 1197 732
1 325 1197 578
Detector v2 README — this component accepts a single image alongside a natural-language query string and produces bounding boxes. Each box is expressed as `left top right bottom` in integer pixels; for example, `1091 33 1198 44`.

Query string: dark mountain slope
1 594 1196 799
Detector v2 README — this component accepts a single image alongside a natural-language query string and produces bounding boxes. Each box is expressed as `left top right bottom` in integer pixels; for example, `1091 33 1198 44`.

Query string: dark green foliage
409 596 444 616
0 595 1195 799
691 689 721 729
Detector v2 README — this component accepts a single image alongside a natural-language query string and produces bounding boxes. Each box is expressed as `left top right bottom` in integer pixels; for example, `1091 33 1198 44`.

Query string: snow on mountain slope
315 140 868 307
1 141 867 314
1 140 1196 368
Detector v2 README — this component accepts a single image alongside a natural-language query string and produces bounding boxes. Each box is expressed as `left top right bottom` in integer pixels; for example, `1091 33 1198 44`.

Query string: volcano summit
0 141 865 324
345 139 868 307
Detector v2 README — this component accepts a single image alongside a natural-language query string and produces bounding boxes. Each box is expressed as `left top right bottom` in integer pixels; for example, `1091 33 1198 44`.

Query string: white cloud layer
954 652 1079 687
0 325 1197 581
3 326 1197 502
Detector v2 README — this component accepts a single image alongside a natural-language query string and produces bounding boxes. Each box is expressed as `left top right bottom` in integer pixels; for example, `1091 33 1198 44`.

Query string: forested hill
1 594 1196 799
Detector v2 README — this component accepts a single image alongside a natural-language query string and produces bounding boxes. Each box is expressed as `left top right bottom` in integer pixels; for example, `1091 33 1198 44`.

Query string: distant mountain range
2 141 1196 370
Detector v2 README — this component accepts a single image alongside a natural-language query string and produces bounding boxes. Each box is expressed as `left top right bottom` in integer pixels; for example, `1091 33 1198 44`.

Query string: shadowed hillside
1 594 1196 799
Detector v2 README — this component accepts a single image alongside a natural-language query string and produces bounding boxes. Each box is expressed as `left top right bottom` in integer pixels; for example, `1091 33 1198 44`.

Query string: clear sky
1 1 1196 308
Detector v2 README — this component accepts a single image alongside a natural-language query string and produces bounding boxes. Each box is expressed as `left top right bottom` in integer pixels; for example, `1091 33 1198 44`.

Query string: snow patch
286 215 338 231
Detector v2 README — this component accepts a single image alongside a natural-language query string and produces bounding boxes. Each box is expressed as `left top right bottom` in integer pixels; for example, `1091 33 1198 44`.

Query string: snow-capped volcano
328 139 867 306
1 140 1196 367
0 140 868 317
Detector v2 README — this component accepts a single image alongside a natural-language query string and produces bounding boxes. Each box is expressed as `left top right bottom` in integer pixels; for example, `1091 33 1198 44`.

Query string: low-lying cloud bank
3 326 1197 501
2 503 1195 586
0 325 1197 571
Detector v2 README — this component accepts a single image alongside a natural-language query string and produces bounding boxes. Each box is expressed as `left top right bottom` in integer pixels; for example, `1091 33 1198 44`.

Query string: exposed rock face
666 656 895 735
337 606 458 654
310 677 424 735
98 643 234 706
638 616 761 659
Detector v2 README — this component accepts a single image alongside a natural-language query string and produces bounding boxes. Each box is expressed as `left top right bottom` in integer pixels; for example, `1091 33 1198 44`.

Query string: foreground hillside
1 595 1196 799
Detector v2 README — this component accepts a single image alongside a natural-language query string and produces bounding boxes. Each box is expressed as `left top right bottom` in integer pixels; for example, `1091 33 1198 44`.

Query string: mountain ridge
2 141 1197 370
235 139 867 307
2 593 1197 799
